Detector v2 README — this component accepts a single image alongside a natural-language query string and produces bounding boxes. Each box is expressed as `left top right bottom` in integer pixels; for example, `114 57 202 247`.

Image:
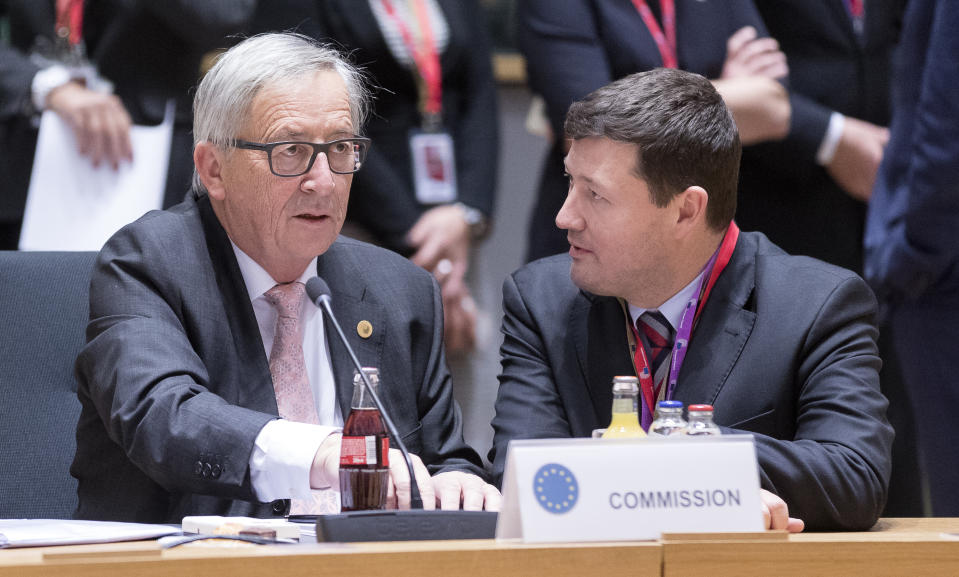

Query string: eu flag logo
533 463 578 514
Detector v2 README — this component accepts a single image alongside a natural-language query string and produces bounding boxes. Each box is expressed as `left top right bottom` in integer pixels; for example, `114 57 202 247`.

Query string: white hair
191 32 370 192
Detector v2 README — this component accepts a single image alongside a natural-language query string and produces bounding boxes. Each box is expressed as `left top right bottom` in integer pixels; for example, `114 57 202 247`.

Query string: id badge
410 130 457 204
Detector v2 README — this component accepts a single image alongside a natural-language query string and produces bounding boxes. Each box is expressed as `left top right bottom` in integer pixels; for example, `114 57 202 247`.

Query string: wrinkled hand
760 489 804 533
408 205 476 352
309 433 342 490
431 471 502 511
826 116 889 202
386 449 436 510
46 81 133 169
720 26 788 80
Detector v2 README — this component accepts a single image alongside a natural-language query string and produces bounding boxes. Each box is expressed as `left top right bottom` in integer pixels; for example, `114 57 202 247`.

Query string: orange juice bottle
602 376 646 438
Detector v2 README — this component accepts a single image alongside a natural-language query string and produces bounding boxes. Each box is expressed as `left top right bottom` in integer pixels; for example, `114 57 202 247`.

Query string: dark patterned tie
638 310 675 395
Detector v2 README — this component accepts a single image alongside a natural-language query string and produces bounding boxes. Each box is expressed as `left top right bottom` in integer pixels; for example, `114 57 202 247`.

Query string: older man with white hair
72 33 498 523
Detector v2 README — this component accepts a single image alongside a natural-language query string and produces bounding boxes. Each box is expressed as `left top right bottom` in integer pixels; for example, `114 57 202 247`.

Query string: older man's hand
431 471 502 511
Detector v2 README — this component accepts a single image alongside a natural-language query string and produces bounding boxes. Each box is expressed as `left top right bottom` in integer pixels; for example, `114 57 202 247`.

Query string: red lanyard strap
380 0 443 120
630 0 677 69
630 221 740 428
56 0 85 47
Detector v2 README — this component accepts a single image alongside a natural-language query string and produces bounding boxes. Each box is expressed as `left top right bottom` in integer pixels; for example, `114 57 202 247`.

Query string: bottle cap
688 404 714 412
611 375 639 394
657 400 683 409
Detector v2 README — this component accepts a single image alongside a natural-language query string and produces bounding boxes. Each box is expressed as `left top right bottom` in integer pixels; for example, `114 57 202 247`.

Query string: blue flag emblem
533 463 578 514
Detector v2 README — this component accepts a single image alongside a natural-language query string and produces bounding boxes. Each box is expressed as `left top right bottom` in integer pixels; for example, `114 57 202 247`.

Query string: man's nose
556 192 584 231
302 152 335 192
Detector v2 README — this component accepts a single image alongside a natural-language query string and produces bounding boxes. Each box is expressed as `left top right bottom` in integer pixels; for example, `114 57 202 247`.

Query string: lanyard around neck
629 221 740 428
630 0 677 69
380 0 443 125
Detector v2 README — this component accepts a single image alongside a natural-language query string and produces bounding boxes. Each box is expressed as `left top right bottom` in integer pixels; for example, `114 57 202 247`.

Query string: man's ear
674 185 709 238
194 142 227 200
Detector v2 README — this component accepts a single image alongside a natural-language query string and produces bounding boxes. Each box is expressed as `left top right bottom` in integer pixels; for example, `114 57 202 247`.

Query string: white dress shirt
233 244 343 501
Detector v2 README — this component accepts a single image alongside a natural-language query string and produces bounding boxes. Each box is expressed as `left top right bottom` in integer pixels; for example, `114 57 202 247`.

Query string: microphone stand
307 278 497 543
315 294 424 510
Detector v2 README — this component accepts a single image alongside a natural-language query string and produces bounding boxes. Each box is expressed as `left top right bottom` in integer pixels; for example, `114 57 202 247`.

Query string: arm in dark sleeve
450 0 498 217
488 272 575 486
136 0 257 47
518 0 612 139
75 223 273 500
729 275 892 531
348 147 423 253
414 272 487 479
0 43 41 119
867 1 959 300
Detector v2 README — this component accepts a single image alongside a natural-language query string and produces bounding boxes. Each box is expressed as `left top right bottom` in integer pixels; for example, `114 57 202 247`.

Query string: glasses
231 137 371 176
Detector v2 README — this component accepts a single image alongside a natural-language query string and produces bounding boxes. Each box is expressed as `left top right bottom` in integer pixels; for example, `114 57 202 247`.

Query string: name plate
495 435 763 543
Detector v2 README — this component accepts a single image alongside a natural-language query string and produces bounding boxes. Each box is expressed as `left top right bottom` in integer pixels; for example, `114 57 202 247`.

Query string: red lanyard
630 221 740 423
380 0 443 121
847 0 864 19
56 0 85 47
630 0 677 69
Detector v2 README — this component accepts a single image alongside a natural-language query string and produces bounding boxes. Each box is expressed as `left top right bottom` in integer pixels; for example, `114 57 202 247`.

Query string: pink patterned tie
264 282 339 515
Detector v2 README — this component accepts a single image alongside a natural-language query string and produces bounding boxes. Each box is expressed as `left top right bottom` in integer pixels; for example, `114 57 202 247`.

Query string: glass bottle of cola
339 367 390 511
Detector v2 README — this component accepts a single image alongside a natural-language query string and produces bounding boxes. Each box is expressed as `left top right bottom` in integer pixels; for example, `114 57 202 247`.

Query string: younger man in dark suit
72 33 499 523
489 68 892 532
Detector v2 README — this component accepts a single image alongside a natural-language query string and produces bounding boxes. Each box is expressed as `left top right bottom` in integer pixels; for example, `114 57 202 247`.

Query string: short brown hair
564 68 740 231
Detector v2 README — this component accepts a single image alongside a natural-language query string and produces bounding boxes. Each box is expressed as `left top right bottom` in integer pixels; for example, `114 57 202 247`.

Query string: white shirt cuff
249 419 340 502
31 64 72 111
816 112 845 166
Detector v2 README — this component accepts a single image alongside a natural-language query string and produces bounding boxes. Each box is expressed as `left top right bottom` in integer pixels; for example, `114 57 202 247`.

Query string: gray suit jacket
72 192 483 523
490 231 892 531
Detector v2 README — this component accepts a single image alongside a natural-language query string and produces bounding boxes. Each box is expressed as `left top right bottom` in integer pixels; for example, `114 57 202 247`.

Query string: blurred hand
309 433 342 489
826 116 890 202
386 449 435 510
760 489 804 532
46 81 133 169
720 26 789 80
408 205 476 352
431 471 502 511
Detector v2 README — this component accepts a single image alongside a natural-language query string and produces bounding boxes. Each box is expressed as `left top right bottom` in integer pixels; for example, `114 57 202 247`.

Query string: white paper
496 435 764 543
19 102 175 251
0 519 179 548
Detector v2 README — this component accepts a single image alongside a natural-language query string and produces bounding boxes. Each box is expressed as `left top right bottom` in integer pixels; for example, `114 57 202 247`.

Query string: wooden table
1 518 956 577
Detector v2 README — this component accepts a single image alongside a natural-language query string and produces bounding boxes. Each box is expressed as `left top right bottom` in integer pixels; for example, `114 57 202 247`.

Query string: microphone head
306 276 332 306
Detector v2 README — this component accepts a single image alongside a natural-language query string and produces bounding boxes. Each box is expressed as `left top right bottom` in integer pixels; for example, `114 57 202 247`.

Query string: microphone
305 276 423 509
304 276 497 542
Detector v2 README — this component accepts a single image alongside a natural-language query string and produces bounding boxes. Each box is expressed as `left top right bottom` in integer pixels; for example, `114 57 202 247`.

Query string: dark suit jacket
737 0 903 273
72 191 484 523
0 0 254 223
490 231 893 531
519 0 769 261
864 0 959 304
248 0 498 253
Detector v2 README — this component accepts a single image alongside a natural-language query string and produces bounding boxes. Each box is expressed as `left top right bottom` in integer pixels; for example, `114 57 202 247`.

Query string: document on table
18 101 174 251
0 519 179 548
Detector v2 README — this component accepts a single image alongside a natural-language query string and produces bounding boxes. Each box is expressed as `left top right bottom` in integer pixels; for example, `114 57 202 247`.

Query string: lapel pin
357 320 373 339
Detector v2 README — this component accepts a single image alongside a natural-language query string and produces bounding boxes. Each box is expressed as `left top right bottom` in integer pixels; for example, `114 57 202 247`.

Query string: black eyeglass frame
231 137 371 176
